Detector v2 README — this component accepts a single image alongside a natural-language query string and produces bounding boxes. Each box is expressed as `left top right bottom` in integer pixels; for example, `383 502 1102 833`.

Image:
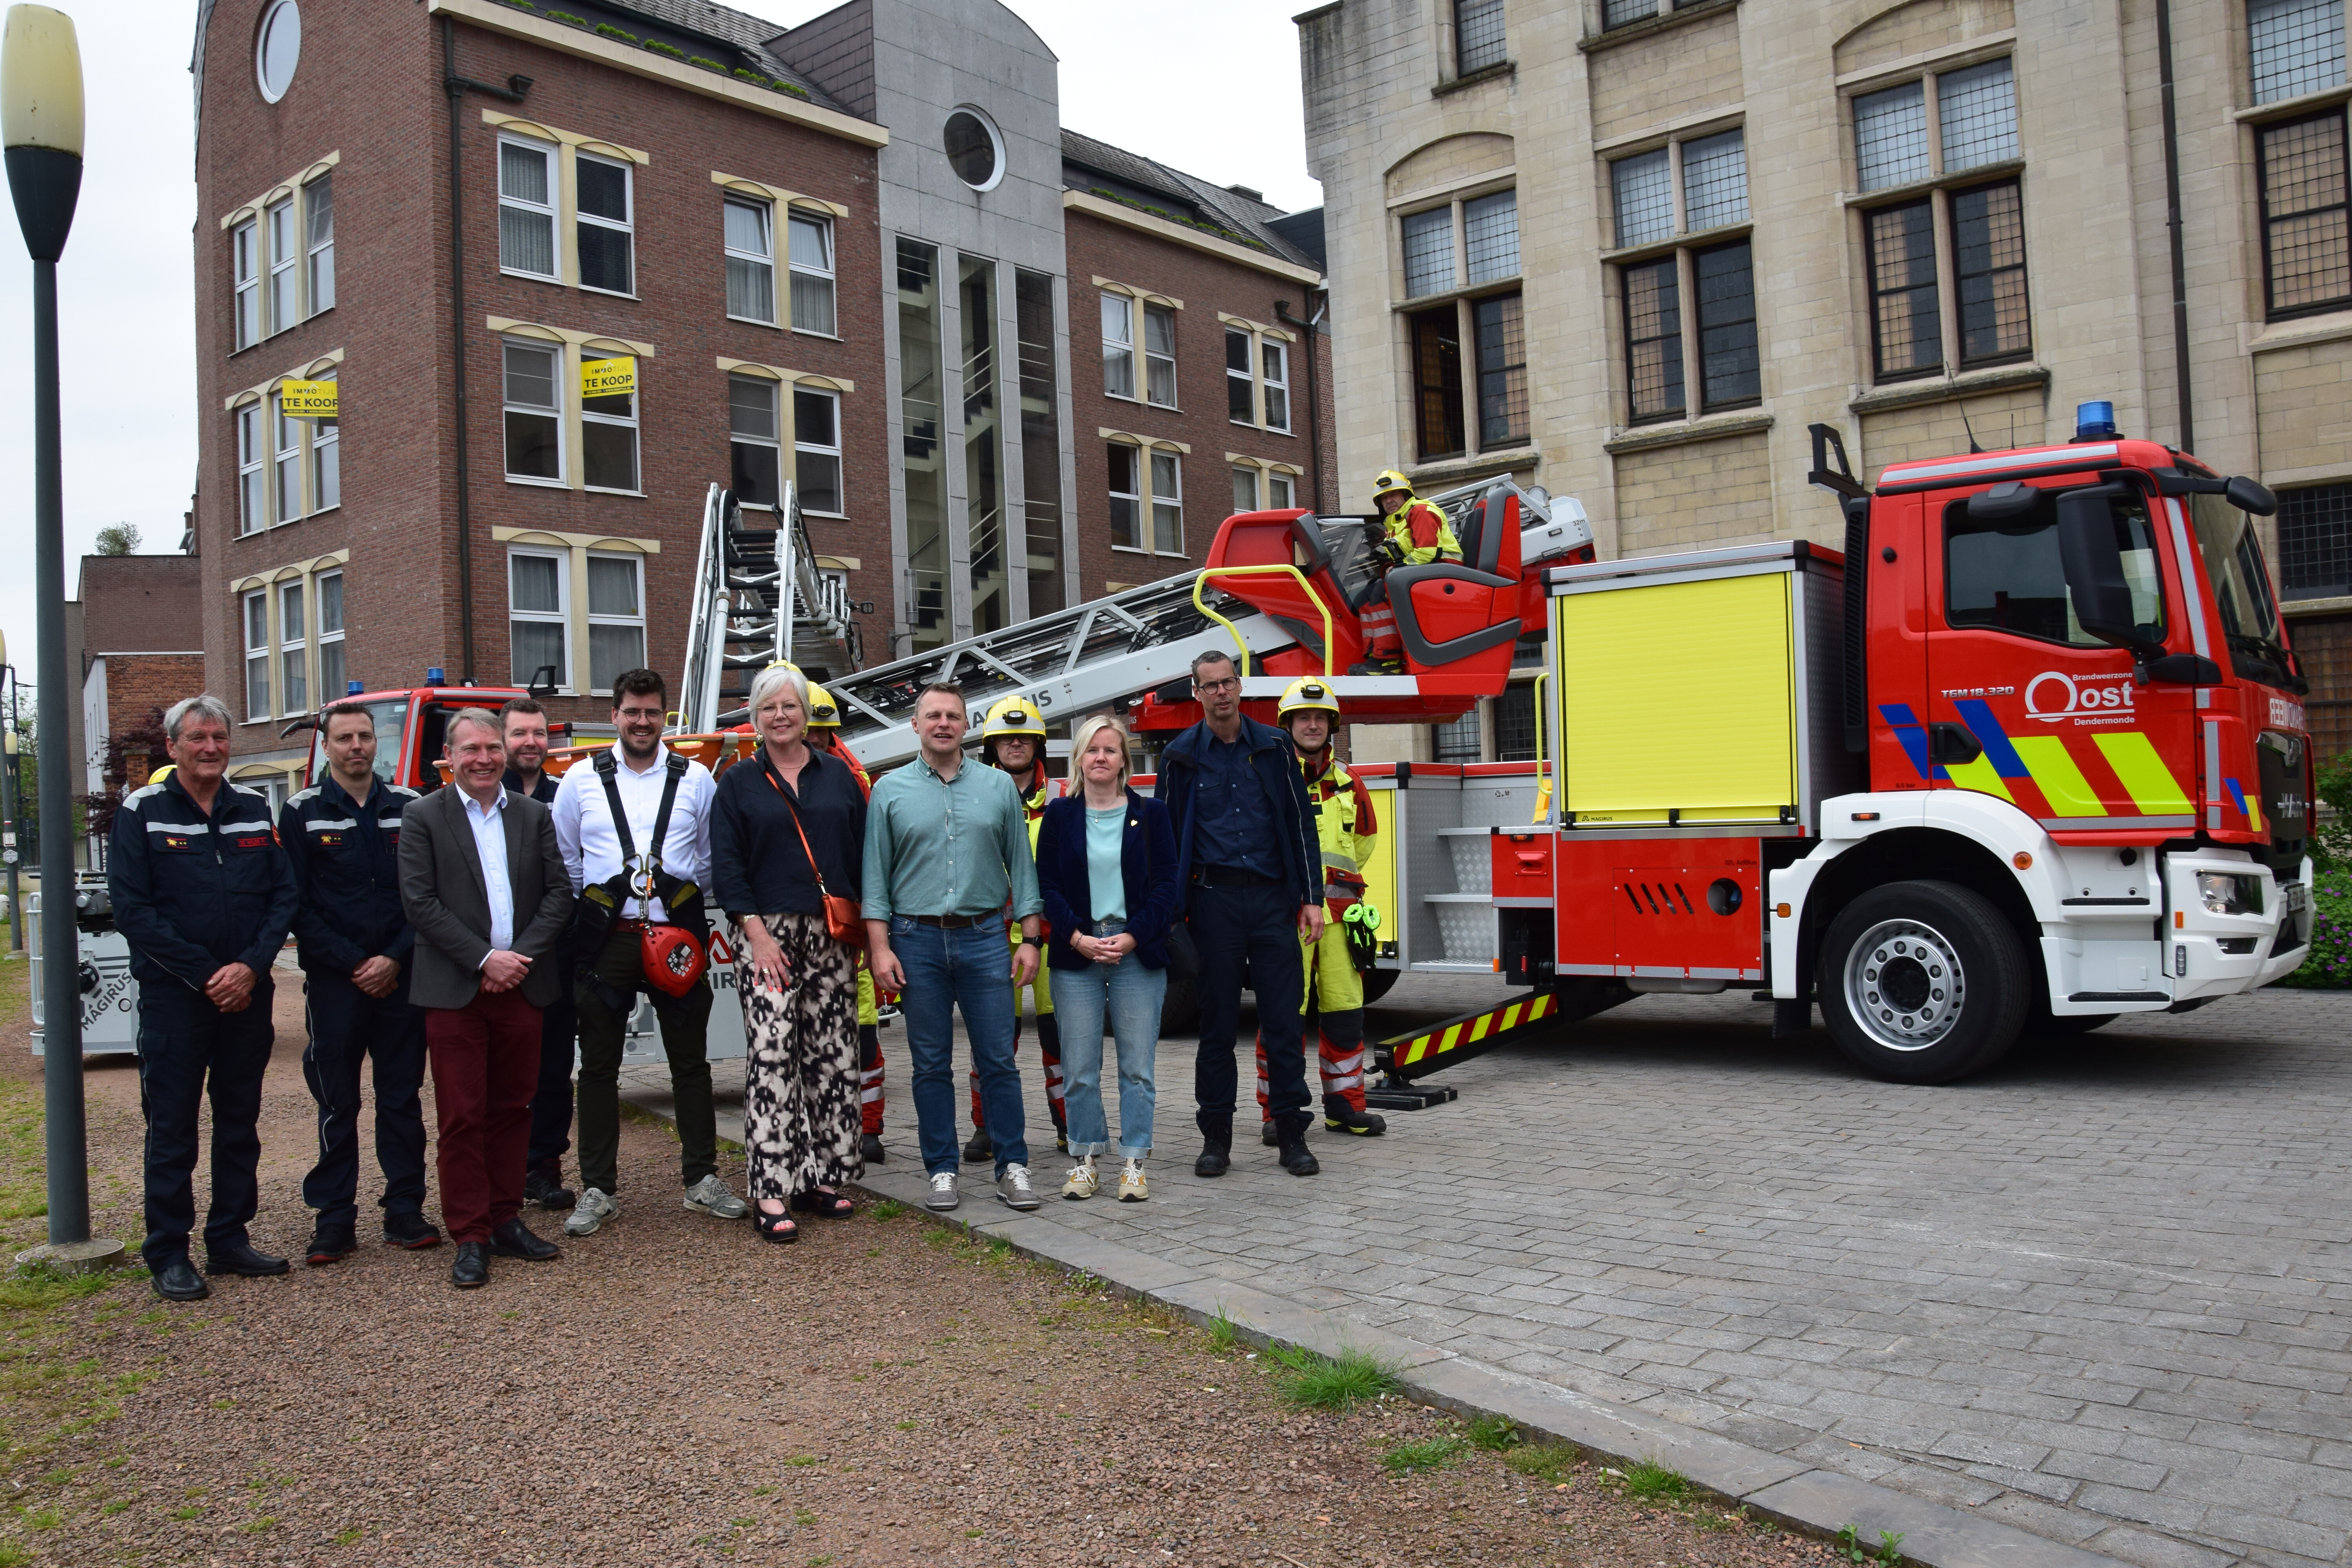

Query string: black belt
908 913 988 929
1192 865 1276 889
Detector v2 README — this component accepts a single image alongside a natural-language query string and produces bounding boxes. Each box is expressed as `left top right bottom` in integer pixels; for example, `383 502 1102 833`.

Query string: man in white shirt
550 668 744 1235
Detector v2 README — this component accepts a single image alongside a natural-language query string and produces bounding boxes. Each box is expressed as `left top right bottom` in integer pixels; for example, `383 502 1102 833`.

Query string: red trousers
426 989 543 1245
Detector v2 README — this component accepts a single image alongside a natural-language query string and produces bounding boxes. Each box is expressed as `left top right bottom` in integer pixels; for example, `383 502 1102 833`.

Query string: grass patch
871 1198 906 1220
1264 1343 1398 1410
1205 1306 1239 1353
1614 1458 1694 1504
1468 1412 1522 1451
1381 1434 1463 1476
1503 1442 1581 1485
1837 1524 1906 1568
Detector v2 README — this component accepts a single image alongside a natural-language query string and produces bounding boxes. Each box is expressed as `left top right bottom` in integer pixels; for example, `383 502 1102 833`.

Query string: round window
943 108 1004 192
256 0 301 103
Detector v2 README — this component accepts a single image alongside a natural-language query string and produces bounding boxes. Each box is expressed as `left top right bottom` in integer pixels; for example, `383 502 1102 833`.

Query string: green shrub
2280 867 2352 987
2316 750 2352 868
644 40 685 58
1618 1458 1693 1504
498 0 535 9
734 67 773 87
1468 1412 1522 1450
546 10 587 22
688 55 727 71
594 22 638 42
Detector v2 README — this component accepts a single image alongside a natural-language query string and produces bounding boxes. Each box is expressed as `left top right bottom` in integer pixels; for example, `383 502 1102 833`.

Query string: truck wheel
1160 977 1201 1037
1360 968 1401 1006
1816 880 2029 1084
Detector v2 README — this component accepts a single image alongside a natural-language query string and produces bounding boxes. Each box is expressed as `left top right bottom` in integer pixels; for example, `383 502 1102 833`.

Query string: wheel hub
1843 918 1965 1053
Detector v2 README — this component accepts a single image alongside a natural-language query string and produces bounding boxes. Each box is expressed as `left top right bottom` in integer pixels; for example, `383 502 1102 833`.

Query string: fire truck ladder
1364 978 1637 1111
680 484 865 733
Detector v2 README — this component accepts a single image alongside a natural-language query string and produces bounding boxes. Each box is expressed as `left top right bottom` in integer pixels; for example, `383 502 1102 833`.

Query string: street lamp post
0 642 20 955
5 4 115 1273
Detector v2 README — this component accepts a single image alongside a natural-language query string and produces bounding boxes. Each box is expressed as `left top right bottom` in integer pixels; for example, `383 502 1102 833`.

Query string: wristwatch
1017 937 1040 949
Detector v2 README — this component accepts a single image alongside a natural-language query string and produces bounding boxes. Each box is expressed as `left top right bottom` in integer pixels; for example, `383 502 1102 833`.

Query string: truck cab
1775 409 2315 1076
300 679 532 791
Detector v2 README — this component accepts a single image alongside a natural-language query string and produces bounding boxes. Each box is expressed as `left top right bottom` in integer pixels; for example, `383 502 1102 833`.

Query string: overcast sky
0 0 1318 709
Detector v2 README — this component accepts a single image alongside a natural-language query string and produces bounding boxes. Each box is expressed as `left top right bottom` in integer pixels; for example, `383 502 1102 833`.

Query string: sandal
790 1187 856 1219
754 1209 799 1245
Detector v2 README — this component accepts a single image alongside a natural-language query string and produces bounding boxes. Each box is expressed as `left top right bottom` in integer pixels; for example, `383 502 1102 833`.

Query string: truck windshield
304 697 410 787
2186 494 2291 686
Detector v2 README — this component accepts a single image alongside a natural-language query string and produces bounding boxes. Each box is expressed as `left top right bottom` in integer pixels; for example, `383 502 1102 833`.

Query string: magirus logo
2024 671 2136 722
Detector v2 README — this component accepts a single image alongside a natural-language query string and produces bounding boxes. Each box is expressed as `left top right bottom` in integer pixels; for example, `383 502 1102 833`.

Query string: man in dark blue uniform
280 701 440 1265
108 695 301 1303
500 697 577 1211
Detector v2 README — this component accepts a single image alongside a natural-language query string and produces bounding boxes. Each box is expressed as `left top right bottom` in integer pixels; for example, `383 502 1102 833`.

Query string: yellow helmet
1277 676 1341 722
806 681 841 729
1372 469 1413 502
149 764 176 786
981 694 1047 739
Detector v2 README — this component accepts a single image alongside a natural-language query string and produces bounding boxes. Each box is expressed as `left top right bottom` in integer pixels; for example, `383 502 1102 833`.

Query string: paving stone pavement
633 979 2352 1568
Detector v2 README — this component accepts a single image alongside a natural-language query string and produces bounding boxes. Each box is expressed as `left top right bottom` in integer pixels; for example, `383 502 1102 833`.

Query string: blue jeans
1051 920 1165 1158
891 914 1026 1176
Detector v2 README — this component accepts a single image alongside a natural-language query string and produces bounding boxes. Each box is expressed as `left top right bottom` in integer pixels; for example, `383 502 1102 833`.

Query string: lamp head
2 4 83 262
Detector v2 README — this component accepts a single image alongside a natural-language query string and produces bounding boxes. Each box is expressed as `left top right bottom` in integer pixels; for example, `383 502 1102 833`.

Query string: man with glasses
1152 651 1324 1179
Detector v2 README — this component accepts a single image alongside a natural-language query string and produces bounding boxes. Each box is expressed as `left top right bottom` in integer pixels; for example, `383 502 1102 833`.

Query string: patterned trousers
736 913 862 1205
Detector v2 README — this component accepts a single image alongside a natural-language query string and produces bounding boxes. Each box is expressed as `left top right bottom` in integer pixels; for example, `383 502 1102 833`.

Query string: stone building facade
1298 0 2352 762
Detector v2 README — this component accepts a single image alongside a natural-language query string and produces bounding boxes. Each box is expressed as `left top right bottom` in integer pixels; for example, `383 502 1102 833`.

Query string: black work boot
962 1126 994 1164
524 1161 576 1211
860 1132 886 1165
1260 1120 1279 1147
1276 1131 1320 1176
1324 1104 1387 1136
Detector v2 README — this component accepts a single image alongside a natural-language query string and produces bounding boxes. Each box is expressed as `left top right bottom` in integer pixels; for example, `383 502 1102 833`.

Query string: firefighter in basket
967 694 1068 1162
804 681 890 1167
1256 677 1388 1140
1356 469 1464 673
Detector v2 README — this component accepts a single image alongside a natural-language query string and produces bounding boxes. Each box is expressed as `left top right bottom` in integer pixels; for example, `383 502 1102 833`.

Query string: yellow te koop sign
278 379 339 419
581 356 637 399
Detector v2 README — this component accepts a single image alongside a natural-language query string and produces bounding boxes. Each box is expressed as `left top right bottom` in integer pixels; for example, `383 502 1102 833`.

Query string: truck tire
1360 968 1401 1005
1816 880 2029 1084
1160 976 1201 1037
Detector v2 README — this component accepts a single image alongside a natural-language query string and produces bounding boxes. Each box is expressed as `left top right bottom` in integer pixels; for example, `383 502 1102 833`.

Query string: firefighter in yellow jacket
967 694 1068 1162
1359 470 1465 669
1256 678 1388 1140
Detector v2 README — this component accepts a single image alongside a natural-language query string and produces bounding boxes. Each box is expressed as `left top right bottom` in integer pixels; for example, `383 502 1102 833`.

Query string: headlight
2196 871 2261 916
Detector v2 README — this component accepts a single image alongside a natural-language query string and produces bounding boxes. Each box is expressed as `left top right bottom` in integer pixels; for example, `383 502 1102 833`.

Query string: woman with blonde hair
709 664 868 1242
1032 714 1181 1201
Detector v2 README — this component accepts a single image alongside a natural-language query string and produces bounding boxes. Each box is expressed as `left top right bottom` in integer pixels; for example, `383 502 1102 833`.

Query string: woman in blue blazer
1034 714 1181 1203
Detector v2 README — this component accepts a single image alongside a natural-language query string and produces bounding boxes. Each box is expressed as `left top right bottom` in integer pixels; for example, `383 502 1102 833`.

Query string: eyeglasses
1193 677 1240 694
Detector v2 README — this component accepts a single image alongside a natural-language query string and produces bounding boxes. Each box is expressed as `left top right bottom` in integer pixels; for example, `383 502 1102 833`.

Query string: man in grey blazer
399 708 574 1289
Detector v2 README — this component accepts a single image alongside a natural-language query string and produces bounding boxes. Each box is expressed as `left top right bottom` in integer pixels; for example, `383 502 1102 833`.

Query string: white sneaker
682 1174 747 1220
997 1163 1042 1211
1116 1158 1149 1203
564 1187 617 1237
926 1171 960 1211
1062 1157 1099 1201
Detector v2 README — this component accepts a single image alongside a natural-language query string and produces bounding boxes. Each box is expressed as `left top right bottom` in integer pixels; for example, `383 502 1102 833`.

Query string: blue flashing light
346 680 363 695
2075 400 2118 441
426 666 447 686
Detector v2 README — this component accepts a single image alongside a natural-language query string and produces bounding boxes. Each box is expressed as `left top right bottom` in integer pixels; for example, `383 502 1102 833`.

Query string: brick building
76 555 205 796
1299 0 2352 763
189 0 1328 793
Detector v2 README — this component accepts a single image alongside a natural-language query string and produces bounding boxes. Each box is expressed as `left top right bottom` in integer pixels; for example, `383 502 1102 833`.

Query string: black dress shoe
151 1259 210 1302
523 1166 576 1210
1194 1142 1231 1178
382 1212 443 1250
205 1239 290 1277
1277 1138 1321 1176
860 1132 886 1165
304 1225 357 1267
451 1241 490 1289
962 1127 994 1164
490 1218 560 1261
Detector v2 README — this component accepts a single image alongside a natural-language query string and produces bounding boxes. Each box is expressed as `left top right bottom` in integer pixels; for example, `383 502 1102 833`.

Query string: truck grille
2256 730 2308 875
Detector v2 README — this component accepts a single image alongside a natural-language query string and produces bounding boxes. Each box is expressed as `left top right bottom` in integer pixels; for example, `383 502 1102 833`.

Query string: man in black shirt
281 702 439 1265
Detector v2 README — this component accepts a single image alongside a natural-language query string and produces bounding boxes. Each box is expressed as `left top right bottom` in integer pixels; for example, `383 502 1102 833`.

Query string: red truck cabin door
1923 485 2198 832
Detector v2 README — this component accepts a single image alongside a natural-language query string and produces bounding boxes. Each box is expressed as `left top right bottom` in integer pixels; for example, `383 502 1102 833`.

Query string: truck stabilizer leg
1364 980 1636 1107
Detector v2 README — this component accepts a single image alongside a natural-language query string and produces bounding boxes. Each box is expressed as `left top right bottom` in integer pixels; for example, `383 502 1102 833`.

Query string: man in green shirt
865 683 1045 1213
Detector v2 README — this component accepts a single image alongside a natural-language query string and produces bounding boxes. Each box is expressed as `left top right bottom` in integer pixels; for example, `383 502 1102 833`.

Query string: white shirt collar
459 787 508 818
617 740 670 778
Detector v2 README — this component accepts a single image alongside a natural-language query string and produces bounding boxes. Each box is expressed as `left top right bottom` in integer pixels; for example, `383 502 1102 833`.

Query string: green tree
91 523 140 556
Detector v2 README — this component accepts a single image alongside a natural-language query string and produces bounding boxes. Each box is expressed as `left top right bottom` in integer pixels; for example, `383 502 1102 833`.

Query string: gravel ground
5 977 1857 1568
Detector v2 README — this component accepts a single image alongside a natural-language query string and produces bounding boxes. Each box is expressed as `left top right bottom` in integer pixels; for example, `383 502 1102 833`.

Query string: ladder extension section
681 485 862 733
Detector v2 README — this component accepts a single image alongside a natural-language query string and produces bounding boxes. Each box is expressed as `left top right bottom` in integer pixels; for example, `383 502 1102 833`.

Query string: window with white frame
1225 328 1255 423
508 550 568 689
1261 339 1291 432
499 136 558 279
309 368 339 512
585 553 645 693
1108 445 1143 551
279 580 308 715
1231 465 1258 513
576 153 634 295
1151 451 1183 554
232 218 260 350
1145 304 1177 407
581 355 639 492
304 173 334 315
503 339 562 481
728 373 780 508
794 387 843 514
274 395 303 521
788 212 836 335
243 591 271 720
316 570 345 700
267 198 297 337
724 197 776 324
236 403 265 535
1102 293 1137 398
1269 471 1295 509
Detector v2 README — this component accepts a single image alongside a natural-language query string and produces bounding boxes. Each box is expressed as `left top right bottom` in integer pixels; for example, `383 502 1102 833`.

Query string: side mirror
528 664 559 699
2225 475 2277 516
2056 487 2158 659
